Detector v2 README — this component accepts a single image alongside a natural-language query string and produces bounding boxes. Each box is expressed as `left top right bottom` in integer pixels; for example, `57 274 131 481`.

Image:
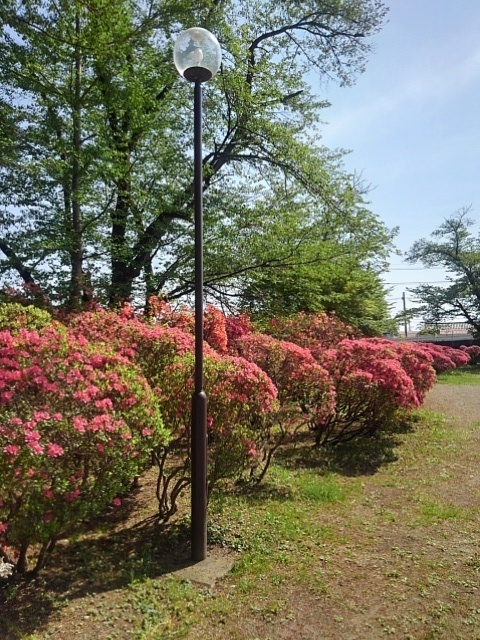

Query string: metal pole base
191 390 207 561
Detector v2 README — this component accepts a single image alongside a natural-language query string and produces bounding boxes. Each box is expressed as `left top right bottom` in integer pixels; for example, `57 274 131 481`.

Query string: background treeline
0 0 397 334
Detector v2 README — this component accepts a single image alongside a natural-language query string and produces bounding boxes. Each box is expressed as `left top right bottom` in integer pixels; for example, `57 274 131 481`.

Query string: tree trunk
110 170 135 305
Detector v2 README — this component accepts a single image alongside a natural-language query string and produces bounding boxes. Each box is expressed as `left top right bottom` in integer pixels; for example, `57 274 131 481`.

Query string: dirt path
423 384 480 424
188 385 480 639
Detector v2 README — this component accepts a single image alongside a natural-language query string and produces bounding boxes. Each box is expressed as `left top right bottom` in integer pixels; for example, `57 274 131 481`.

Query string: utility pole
402 292 408 338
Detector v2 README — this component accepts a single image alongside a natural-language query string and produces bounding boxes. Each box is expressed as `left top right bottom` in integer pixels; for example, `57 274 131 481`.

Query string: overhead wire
384 280 450 285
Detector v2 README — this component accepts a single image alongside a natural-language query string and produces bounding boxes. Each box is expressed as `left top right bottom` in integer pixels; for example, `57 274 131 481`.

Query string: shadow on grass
275 419 415 478
0 484 197 640
462 365 480 374
317 433 401 476
0 417 418 638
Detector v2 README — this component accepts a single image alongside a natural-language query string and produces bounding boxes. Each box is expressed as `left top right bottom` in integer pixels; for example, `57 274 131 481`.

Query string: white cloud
322 43 480 144
405 46 480 103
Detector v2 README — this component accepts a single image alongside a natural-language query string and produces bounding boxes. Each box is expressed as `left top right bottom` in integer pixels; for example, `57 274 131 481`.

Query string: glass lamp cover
174 28 221 83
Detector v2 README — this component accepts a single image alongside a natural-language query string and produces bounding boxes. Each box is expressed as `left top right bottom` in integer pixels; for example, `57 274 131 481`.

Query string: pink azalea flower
47 443 64 458
73 416 87 433
65 488 81 502
3 444 19 457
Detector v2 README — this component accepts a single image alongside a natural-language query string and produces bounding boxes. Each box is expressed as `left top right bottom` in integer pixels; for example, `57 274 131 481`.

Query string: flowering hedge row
312 339 432 445
233 333 336 443
417 342 470 372
1 300 475 574
0 320 166 573
460 344 480 365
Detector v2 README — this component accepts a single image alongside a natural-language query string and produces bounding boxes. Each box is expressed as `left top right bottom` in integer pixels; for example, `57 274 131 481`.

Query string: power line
387 267 445 271
384 280 450 285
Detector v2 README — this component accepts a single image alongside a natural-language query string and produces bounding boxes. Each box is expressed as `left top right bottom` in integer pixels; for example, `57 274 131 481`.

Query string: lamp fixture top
174 27 221 83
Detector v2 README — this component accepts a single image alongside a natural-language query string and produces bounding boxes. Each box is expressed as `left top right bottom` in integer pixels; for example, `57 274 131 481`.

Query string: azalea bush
460 344 480 365
266 311 354 357
366 339 436 404
67 308 279 518
68 308 440 457
0 282 50 309
234 333 336 439
204 305 229 354
67 307 198 379
0 325 166 574
0 302 53 334
153 352 278 519
224 312 255 349
314 339 423 446
442 345 470 368
145 296 195 333
417 343 469 373
0 301 455 578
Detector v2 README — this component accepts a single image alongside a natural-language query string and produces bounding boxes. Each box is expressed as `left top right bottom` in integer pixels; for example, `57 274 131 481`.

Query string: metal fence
423 322 472 334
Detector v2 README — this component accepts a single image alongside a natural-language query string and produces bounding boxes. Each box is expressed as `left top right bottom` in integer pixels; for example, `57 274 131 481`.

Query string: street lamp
174 28 221 562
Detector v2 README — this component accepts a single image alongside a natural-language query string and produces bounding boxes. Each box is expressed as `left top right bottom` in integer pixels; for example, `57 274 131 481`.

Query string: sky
319 0 480 326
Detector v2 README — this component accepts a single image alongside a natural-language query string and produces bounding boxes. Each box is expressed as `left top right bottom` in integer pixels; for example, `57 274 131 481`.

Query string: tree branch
0 239 36 285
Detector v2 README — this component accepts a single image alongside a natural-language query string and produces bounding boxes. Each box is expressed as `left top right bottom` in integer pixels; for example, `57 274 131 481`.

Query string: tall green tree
407 207 480 335
0 0 391 320
197 178 396 334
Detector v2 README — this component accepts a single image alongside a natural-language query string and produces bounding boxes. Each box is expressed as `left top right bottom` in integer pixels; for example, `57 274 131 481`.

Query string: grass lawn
437 365 480 384
2 378 480 640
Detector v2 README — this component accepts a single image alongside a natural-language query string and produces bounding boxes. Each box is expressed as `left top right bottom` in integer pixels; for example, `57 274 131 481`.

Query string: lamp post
174 28 221 562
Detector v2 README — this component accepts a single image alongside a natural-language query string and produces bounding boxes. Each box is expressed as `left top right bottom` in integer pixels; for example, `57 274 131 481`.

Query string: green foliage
127 576 200 639
418 500 465 524
407 207 480 335
227 183 397 333
0 0 392 330
437 366 480 385
297 473 347 504
0 303 53 334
